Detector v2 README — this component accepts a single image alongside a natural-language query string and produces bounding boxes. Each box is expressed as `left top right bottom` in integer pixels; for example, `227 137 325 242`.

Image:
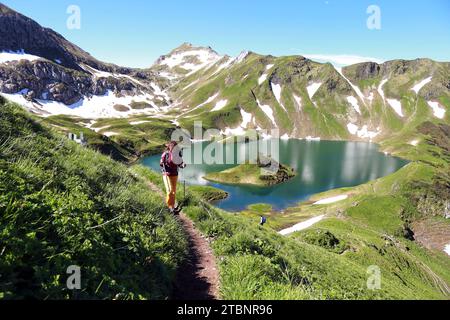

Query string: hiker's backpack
161 151 173 173
161 149 183 175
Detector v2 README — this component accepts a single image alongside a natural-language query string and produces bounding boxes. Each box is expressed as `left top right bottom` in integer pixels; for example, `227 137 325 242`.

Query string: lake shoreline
141 138 410 213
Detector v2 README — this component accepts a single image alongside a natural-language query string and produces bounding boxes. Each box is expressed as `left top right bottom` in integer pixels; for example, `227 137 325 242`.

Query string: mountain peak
152 43 223 77
175 42 194 50
170 42 219 56
0 4 108 71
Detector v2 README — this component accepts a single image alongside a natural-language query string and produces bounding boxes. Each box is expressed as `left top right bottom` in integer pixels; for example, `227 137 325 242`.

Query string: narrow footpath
146 181 219 300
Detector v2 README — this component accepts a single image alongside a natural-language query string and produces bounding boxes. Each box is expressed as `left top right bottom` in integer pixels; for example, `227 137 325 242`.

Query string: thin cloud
302 54 384 66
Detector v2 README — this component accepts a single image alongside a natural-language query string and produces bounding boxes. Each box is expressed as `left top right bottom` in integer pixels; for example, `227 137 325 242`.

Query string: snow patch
307 82 322 101
222 127 246 136
103 132 118 137
80 65 114 78
235 51 249 64
211 99 228 112
256 99 277 127
80 64 147 88
336 68 367 106
427 101 446 119
2 90 159 119
211 57 234 76
271 82 286 111
279 215 325 236
91 125 111 133
314 195 348 205
258 73 268 85
158 71 178 81
347 123 359 135
183 79 199 91
159 49 222 76
281 134 290 140
347 123 380 140
266 64 274 70
444 244 450 256
85 120 97 129
240 109 253 129
0 91 35 111
221 108 254 136
130 120 151 125
347 96 361 114
0 50 41 63
150 82 170 101
377 79 388 101
260 132 272 140
412 77 432 94
409 140 419 146
386 99 404 117
305 136 321 141
293 94 302 109
196 92 220 109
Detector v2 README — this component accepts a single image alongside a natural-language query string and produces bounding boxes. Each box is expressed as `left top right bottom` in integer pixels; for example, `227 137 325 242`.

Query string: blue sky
3 0 450 68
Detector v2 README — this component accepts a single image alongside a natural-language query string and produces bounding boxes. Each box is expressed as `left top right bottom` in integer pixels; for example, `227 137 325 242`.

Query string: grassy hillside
1 94 449 300
0 98 187 299
166 54 449 145
135 150 450 300
42 114 176 163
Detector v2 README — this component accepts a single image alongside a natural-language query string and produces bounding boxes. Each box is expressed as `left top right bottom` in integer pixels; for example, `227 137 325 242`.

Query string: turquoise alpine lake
142 139 409 211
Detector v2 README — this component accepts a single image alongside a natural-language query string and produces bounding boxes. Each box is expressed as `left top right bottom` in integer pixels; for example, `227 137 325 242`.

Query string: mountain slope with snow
0 3 449 143
0 3 172 118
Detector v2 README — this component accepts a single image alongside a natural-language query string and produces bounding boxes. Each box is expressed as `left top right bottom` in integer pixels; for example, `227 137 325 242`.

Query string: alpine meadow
0 1 449 304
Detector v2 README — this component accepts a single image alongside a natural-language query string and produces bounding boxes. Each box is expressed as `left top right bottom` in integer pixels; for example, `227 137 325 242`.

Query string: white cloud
302 54 384 67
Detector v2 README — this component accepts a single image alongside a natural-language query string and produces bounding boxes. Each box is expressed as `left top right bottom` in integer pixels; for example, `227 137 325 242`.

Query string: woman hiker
160 141 186 214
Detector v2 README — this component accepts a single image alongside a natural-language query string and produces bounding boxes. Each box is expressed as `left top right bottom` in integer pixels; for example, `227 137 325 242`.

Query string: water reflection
142 139 408 211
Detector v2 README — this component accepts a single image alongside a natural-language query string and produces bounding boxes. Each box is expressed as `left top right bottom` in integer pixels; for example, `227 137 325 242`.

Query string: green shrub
295 229 348 254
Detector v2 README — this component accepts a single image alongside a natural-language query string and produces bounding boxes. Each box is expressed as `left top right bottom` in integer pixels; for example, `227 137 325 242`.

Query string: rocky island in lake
204 155 296 187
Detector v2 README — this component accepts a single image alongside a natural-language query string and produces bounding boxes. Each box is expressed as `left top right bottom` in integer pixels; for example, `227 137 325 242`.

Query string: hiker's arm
160 153 165 167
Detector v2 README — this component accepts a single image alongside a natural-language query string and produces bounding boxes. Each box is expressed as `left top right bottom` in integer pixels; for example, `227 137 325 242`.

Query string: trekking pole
183 179 186 204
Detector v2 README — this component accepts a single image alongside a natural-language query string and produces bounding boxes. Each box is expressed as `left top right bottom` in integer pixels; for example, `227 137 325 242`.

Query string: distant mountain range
0 3 449 141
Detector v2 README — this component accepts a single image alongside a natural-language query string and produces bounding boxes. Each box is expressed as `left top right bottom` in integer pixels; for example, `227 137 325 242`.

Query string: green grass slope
135 154 450 299
42 114 176 163
169 55 449 145
0 98 187 299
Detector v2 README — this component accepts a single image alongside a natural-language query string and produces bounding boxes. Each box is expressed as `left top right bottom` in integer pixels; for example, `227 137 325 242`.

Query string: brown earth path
146 180 220 300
